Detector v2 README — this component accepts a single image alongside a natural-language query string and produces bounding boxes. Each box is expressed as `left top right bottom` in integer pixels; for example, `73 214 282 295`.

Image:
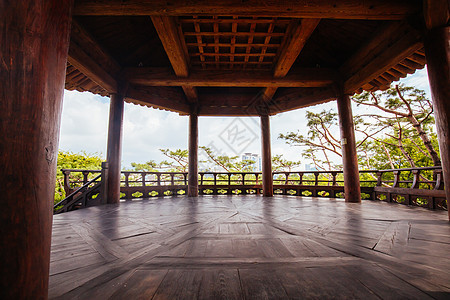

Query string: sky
59 68 432 170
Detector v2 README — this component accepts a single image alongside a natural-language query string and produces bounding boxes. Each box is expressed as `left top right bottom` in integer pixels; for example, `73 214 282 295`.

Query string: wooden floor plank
49 195 450 299
110 269 167 299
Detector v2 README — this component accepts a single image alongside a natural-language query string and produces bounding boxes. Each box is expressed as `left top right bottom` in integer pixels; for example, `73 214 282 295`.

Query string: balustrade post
0 1 73 297
100 162 109 204
411 170 420 189
142 173 146 187
393 171 400 187
83 171 89 185
63 170 72 195
336 90 361 203
125 173 129 187
214 174 217 185
171 174 175 186
434 169 444 190
376 172 383 186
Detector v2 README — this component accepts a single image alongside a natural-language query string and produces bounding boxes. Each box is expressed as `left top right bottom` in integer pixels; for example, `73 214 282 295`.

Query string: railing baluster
125 173 130 187
82 171 89 185
58 167 445 213
411 170 420 189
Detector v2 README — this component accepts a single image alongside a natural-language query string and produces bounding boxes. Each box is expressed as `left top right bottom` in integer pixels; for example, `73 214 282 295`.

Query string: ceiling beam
125 67 337 88
274 19 321 77
67 20 121 93
342 23 423 94
125 86 190 114
262 18 320 100
151 16 198 103
73 0 421 20
274 88 336 113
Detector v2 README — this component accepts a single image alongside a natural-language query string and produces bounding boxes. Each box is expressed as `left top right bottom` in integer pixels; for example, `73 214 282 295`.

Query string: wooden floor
50 196 450 299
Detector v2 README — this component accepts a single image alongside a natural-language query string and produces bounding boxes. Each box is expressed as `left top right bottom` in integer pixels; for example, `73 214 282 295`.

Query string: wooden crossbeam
342 23 423 94
125 86 190 114
261 18 320 101
274 88 336 113
151 16 198 102
67 20 121 93
179 18 291 24
195 87 333 115
73 0 421 20
125 67 337 88
186 43 281 48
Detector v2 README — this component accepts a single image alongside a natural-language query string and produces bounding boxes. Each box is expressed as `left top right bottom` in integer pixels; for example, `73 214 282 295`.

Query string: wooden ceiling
65 0 427 116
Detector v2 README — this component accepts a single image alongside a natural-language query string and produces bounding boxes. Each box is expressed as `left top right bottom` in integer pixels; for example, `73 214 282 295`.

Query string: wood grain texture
151 16 198 103
424 26 450 220
188 113 199 197
125 67 336 88
261 115 274 197
49 196 449 299
73 0 421 20
106 93 124 204
336 92 361 203
0 1 73 298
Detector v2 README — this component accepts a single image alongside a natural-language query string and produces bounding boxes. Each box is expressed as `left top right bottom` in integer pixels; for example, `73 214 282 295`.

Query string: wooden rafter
262 18 320 100
125 67 337 87
342 23 423 94
125 86 190 114
274 88 336 113
68 20 121 93
73 0 421 20
182 16 286 70
151 16 198 103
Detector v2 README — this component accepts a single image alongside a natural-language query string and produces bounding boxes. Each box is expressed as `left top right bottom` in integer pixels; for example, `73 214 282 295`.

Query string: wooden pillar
336 93 361 203
424 26 450 220
0 1 73 298
188 113 199 197
106 93 124 203
261 115 274 197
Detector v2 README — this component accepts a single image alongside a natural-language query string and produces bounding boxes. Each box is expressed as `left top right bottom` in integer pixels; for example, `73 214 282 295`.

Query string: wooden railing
59 167 447 213
54 173 103 214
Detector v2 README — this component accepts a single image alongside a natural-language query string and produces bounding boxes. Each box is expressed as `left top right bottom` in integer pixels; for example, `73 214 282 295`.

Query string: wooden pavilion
1 1 449 298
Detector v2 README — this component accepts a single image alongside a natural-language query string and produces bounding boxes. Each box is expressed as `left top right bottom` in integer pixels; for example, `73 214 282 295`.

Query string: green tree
54 151 104 203
353 84 440 166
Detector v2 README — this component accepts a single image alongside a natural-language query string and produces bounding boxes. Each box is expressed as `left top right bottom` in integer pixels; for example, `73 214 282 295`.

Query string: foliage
353 84 440 167
54 151 103 203
199 146 256 172
272 154 301 172
279 85 440 175
159 149 189 172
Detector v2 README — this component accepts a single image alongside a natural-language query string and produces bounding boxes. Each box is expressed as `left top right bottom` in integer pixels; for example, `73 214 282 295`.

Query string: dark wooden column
336 92 361 203
0 1 73 298
261 115 274 197
188 113 199 197
424 26 450 220
106 93 125 203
